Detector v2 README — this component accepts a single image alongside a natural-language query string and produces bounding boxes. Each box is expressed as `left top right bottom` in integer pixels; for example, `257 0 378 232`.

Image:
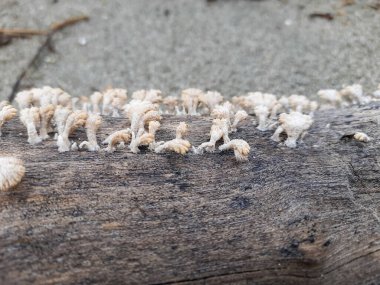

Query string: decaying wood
0 104 379 284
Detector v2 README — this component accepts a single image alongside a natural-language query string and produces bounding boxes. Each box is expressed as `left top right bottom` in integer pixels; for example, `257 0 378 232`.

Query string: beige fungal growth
340 84 370 105
132 89 163 103
16 87 72 109
0 157 25 191
211 102 234 121
271 112 313 148
175 122 188 139
102 88 128 117
103 129 132 153
41 86 72 107
155 122 191 154
288 94 310 113
181 88 203 115
129 129 155 153
318 89 342 108
219 139 250 162
57 111 88 152
147 121 161 151
254 105 271 131
149 121 161 137
124 100 161 152
20 107 42 145
162 96 179 114
90 92 103 114
198 91 224 113
15 90 34 109
235 92 277 131
39 104 55 140
231 110 248 132
53 106 71 138
142 110 162 129
124 100 157 133
80 96 90 112
0 102 17 136
79 113 102 151
194 119 230 154
353 132 370 142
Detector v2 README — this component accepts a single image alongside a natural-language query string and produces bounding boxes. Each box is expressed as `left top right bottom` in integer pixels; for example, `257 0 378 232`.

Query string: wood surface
0 104 379 285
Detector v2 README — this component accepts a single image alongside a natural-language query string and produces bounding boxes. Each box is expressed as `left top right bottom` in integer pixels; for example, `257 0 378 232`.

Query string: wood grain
0 105 379 285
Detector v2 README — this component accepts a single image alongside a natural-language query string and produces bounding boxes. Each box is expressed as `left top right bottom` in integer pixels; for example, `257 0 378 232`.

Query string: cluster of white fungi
0 83 378 191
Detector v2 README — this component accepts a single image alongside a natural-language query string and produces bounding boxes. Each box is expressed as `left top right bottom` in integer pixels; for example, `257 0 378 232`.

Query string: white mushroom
340 84 370 105
57 111 88 152
132 89 162 104
219 139 250 162
318 89 342 108
103 129 132 153
181 88 203 115
155 122 191 154
198 91 223 113
271 112 313 148
0 103 17 136
90 92 103 114
79 113 102 151
0 157 25 191
231 110 248 132
194 118 230 154
39 104 55 140
20 107 42 145
353 132 370 142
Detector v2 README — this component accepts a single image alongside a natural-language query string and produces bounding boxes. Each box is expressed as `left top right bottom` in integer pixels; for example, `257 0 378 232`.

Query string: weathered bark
0 104 379 285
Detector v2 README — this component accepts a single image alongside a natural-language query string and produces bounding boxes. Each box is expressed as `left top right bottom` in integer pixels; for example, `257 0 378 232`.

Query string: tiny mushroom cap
154 122 191 154
124 99 157 134
0 103 17 136
219 139 250 162
39 104 55 140
271 111 313 148
340 84 371 105
79 113 102 151
102 88 128 116
211 102 234 121
288 94 310 113
318 89 342 106
145 89 163 103
15 90 33 109
353 132 370 142
181 88 203 115
254 105 270 131
57 110 88 152
176 122 188 139
0 157 25 191
132 89 162 103
90 92 103 114
103 129 132 152
198 91 224 112
129 129 155 153
231 110 248 132
142 110 162 129
20 107 42 145
194 118 230 153
162 96 179 112
54 106 71 136
80 96 90 112
148 121 161 136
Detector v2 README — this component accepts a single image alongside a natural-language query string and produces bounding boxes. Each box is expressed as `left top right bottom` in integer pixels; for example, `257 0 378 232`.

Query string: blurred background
1 0 379 101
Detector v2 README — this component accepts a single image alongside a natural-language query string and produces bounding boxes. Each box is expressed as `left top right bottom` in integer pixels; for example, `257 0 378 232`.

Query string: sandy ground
0 0 379 101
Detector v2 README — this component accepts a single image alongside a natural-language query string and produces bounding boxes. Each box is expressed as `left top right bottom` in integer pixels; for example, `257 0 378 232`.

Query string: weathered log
0 104 379 285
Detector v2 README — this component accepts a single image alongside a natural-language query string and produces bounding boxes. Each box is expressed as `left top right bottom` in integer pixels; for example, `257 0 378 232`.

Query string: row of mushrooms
0 84 377 191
